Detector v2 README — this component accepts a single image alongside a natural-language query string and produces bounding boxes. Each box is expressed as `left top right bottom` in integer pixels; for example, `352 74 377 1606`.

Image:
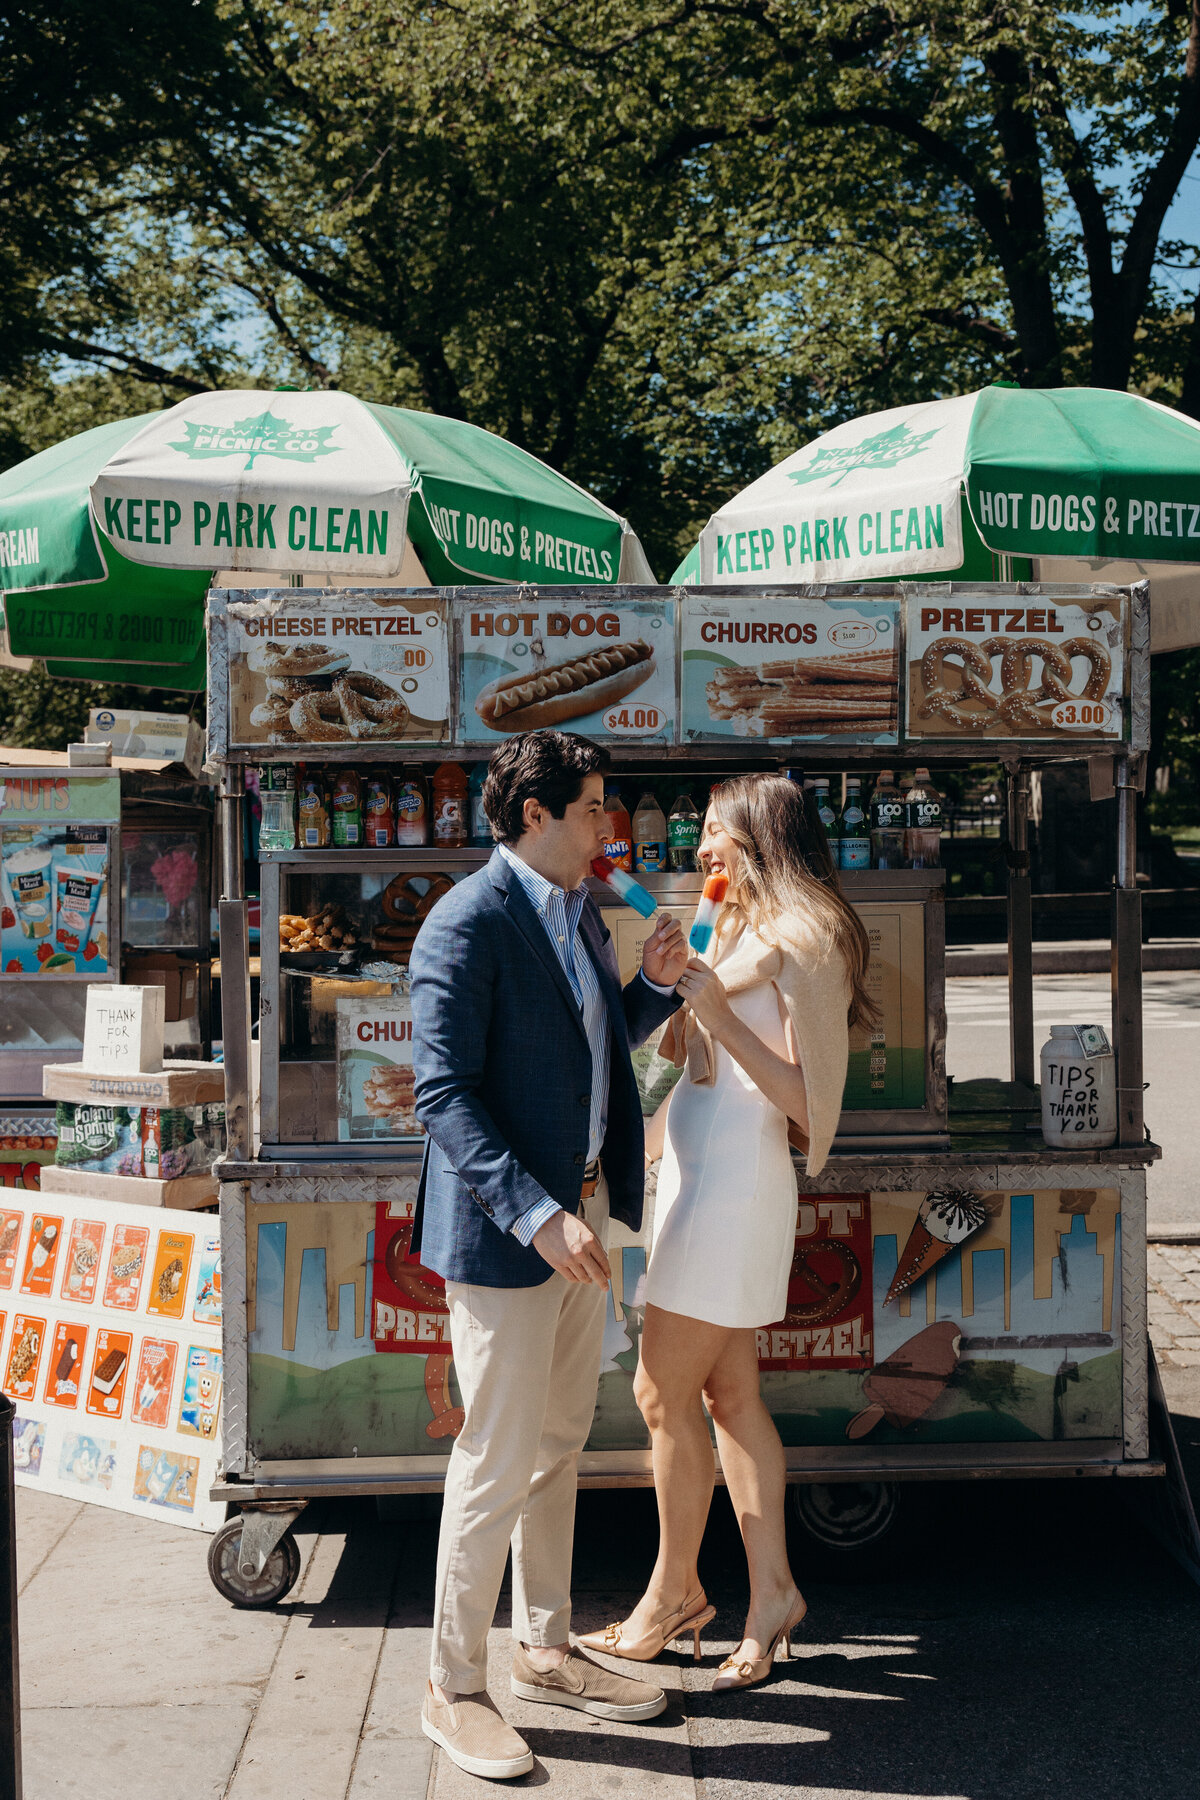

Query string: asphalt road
946 970 1200 1229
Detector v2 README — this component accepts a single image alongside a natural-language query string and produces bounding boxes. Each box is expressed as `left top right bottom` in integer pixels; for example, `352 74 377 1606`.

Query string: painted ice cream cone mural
846 1321 963 1439
883 1189 988 1305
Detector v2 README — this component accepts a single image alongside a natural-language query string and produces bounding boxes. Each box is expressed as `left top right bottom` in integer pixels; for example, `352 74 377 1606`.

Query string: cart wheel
207 1516 302 1607
786 1481 908 1582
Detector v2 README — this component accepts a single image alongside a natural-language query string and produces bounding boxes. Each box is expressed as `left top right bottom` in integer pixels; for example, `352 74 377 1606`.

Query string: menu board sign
457 591 675 745
680 593 899 742
336 991 419 1141
222 588 451 750
905 590 1126 741
6 1194 223 1531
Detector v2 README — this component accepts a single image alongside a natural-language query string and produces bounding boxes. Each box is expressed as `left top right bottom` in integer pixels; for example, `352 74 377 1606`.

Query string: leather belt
581 1158 601 1201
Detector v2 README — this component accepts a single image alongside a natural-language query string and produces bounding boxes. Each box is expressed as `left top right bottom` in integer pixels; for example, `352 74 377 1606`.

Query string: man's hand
532 1209 611 1285
641 911 688 988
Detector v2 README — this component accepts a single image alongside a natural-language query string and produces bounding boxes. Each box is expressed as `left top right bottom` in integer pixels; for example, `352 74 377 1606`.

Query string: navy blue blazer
409 848 682 1287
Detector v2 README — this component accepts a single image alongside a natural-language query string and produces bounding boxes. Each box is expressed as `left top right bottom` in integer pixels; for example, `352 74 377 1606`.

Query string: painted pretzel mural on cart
918 635 1111 733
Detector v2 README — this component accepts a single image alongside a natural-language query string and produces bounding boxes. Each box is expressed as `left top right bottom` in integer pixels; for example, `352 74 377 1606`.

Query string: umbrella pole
1112 756 1145 1147
1006 762 1035 1089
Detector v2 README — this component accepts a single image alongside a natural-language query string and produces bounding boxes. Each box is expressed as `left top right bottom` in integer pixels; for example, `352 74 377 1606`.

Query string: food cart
0 746 215 1187
205 577 1169 1605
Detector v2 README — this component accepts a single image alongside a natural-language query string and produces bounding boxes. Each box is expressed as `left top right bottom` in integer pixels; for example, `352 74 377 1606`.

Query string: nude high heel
710 1594 808 1692
576 1591 717 1665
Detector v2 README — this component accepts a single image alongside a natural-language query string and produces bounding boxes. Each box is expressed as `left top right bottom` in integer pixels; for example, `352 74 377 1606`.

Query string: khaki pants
429 1181 609 1693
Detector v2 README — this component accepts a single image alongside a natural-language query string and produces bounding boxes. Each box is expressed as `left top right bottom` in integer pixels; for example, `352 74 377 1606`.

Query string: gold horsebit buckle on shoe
718 1656 756 1678
581 1158 601 1201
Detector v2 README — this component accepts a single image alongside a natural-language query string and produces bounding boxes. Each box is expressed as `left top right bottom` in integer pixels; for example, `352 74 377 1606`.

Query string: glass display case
257 850 947 1155
121 823 207 949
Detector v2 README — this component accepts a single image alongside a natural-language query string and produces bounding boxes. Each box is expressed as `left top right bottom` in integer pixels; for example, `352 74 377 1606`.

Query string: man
410 729 687 1781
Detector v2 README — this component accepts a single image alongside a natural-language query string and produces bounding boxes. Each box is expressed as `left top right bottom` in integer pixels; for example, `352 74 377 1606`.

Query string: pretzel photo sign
457 591 675 743
681 593 900 743
904 592 1126 742
224 589 452 751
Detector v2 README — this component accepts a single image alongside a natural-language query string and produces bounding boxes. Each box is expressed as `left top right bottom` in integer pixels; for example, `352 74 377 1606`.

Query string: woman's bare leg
623 1303 732 1634
704 1330 804 1658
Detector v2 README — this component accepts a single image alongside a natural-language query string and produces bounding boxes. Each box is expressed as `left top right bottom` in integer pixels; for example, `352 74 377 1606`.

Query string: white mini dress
644 949 798 1330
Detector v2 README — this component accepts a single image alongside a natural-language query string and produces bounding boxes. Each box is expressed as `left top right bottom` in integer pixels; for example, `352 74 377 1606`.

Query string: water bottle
906 766 943 869
668 792 701 871
257 766 296 853
838 777 870 870
812 778 839 858
869 770 906 869
632 792 668 872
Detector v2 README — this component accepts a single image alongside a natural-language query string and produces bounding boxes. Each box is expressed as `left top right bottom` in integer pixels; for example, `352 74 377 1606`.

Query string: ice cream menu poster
1 825 110 975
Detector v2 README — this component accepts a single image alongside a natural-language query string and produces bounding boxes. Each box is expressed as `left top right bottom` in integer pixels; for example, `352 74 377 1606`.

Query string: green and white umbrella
675 386 1200 586
0 391 653 687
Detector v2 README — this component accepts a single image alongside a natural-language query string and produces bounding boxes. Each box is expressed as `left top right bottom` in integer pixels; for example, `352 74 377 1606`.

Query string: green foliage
0 666 199 755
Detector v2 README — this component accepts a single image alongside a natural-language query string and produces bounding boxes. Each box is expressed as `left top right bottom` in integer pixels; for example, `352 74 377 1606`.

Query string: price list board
455 591 676 746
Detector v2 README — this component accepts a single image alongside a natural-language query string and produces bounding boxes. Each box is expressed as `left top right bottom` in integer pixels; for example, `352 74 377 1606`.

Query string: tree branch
32 332 210 393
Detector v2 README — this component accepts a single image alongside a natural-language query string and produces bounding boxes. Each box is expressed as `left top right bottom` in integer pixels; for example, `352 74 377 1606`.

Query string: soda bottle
297 767 331 849
364 771 394 848
667 792 701 871
431 762 469 848
602 785 633 870
468 764 491 847
393 766 429 846
632 792 668 872
838 776 870 870
906 766 943 868
869 770 906 868
331 769 364 847
812 778 839 859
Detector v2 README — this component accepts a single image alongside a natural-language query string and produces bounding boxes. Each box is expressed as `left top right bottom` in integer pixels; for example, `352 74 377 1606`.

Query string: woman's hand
675 956 735 1036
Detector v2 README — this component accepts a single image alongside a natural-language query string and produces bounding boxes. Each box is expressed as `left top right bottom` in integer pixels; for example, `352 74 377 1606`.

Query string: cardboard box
37 1165 217 1212
42 1061 224 1108
122 954 200 1023
86 709 205 777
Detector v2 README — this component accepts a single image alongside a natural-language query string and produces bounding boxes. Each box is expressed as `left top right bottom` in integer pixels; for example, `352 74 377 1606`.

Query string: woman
579 773 876 1689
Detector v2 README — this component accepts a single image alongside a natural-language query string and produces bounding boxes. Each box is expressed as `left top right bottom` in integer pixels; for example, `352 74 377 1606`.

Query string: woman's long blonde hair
706 772 878 1031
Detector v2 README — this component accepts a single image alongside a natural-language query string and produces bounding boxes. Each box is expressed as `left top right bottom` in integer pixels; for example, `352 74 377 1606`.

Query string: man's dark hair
482 730 611 845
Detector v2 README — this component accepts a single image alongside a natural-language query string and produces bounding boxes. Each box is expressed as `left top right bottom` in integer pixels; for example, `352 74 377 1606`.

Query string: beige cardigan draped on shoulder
658 919 851 1179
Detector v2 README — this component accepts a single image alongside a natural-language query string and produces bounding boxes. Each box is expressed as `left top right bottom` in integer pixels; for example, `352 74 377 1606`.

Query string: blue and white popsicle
591 855 659 919
687 873 729 954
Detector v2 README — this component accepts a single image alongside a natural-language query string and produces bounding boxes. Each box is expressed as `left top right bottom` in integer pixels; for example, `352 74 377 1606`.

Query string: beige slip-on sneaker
510 1644 667 1721
421 1682 534 1779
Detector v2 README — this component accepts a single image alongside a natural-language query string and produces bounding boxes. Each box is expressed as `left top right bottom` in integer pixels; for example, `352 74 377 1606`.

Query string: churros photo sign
681 592 900 743
219 587 451 752
905 589 1127 741
456 591 675 744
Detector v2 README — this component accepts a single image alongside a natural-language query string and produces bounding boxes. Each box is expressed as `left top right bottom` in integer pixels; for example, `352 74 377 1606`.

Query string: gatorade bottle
812 778 839 860
667 792 701 871
468 764 491 847
632 792 668 872
602 785 633 870
869 770 907 868
906 766 944 868
431 763 469 848
838 777 870 870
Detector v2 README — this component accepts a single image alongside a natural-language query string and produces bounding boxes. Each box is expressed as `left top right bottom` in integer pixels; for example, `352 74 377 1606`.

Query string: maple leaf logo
168 411 340 469
787 422 941 489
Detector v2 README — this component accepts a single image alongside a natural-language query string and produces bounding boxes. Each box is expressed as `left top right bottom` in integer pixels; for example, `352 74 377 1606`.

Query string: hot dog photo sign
904 589 1126 742
456 592 676 745
222 588 452 751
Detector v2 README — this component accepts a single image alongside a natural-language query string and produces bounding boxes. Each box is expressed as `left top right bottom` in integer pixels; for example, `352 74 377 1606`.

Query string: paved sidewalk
1148 1242 1200 1367
15 1437 1200 1800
